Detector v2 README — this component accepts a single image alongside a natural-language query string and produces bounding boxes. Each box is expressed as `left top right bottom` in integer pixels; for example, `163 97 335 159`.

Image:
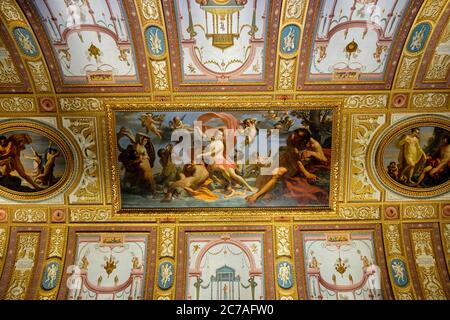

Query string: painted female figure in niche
0 131 65 193
384 126 450 188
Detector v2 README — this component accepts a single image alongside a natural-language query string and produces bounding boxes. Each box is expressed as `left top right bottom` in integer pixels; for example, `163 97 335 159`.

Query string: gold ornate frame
0 119 75 202
106 102 341 217
375 115 450 198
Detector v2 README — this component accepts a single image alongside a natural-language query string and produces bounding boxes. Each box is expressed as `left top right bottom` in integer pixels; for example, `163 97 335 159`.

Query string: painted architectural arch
187 233 264 300
17 0 151 92
297 0 424 90
163 0 282 91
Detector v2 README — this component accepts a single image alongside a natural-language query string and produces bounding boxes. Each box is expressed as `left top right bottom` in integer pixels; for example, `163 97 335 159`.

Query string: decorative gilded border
0 226 48 300
402 222 450 299
17 0 151 93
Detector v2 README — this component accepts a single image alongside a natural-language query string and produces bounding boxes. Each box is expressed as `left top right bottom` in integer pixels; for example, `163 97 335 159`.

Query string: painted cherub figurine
140 113 164 139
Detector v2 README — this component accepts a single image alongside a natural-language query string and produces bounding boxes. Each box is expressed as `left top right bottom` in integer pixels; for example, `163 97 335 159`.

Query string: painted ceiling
30 0 139 85
0 0 446 95
0 0 449 302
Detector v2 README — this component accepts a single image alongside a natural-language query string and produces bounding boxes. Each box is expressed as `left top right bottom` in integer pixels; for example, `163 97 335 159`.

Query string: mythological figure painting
67 233 148 300
302 231 383 300
186 233 265 300
114 109 333 209
0 130 66 194
381 126 450 190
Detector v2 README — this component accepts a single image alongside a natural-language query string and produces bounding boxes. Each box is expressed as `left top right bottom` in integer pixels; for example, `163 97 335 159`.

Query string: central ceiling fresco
0 0 449 302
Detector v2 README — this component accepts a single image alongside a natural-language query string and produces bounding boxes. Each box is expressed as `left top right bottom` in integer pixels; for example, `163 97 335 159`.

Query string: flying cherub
274 115 295 132
140 113 164 139
264 110 281 122
239 118 258 147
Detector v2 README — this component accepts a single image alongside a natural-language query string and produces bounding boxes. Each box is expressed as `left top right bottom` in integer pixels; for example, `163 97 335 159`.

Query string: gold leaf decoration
13 208 47 223
344 95 387 109
403 205 437 219
160 227 175 258
48 227 66 259
63 117 102 204
285 0 305 20
338 206 380 220
395 56 419 89
0 0 23 22
142 0 159 20
349 114 384 201
70 208 111 222
59 98 104 112
5 233 40 300
27 61 51 93
0 228 7 259
411 230 446 300
412 93 448 108
276 226 291 257
0 97 35 112
151 60 169 91
278 59 296 90
385 224 402 255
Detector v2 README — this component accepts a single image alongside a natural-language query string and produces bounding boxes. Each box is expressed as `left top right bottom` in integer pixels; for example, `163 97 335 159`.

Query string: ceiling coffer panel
297 0 425 91
163 0 282 91
18 0 150 93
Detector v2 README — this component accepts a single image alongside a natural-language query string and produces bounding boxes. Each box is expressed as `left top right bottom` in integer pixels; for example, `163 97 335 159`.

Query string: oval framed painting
158 262 174 290
280 24 301 55
375 116 450 198
13 27 40 57
41 261 61 291
145 26 165 58
390 259 409 288
0 120 74 201
406 22 431 54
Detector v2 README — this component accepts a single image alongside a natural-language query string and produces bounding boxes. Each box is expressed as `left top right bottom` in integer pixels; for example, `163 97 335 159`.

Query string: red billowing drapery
195 112 240 167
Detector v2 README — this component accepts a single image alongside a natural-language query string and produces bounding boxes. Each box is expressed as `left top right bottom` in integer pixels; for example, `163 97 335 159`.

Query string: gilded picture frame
106 102 341 217
0 119 75 202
